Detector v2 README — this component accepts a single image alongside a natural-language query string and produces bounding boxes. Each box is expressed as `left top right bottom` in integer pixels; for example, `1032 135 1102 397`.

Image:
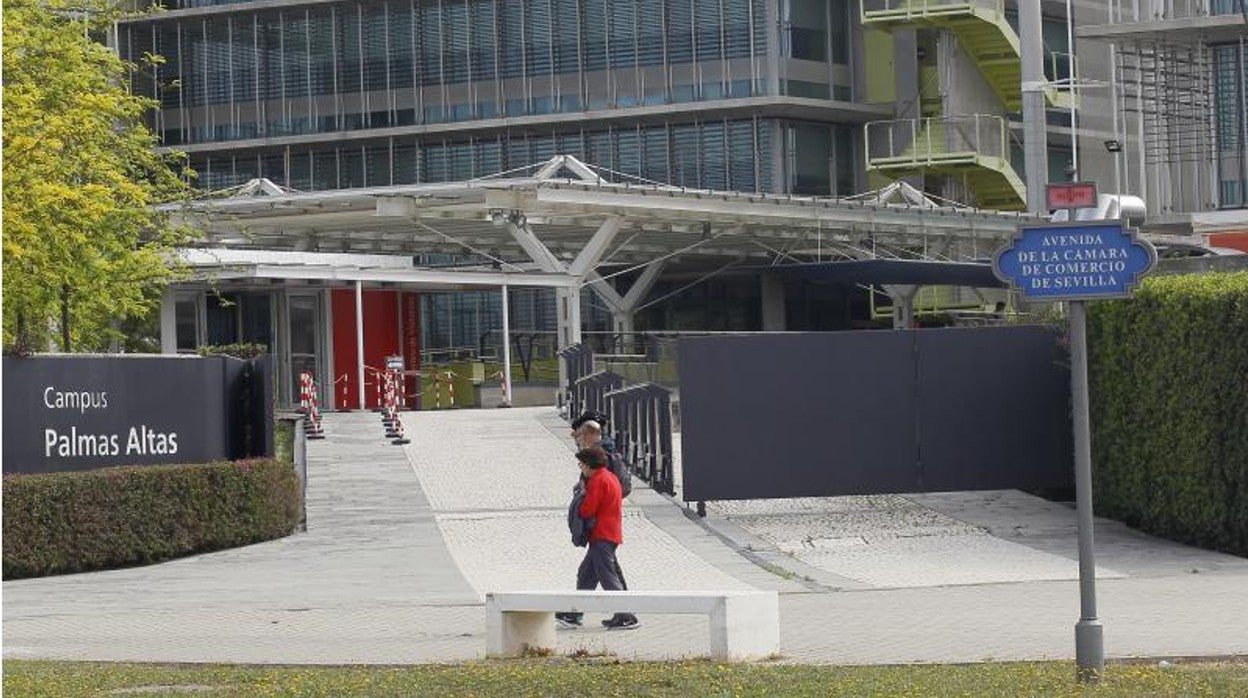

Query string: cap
571 410 609 430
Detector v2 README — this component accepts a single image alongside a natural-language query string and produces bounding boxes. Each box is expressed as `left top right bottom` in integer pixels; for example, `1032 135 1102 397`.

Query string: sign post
994 220 1155 682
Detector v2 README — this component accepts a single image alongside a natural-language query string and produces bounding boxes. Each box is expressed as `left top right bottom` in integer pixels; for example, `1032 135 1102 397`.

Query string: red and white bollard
445 371 455 409
384 371 400 438
336 374 353 412
299 372 312 414
388 370 410 444
304 374 325 440
391 412 410 445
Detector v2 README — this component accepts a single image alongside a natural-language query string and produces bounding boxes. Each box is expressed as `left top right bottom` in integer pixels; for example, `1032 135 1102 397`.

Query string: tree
2 0 194 353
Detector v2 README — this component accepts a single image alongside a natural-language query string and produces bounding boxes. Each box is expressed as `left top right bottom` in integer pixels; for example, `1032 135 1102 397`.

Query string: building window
785 0 827 62
174 296 200 353
122 0 774 146
1213 43 1247 209
786 122 856 196
184 118 776 194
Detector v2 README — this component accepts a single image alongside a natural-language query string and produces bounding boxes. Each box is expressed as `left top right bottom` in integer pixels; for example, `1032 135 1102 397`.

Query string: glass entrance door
287 292 324 408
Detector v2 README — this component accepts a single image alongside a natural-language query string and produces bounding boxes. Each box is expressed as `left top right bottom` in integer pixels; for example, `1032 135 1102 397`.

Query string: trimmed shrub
2 458 301 579
1087 272 1248 556
198 343 268 359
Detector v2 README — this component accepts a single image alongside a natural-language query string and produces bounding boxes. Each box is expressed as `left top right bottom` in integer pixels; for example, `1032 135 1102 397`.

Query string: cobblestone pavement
4 407 1247 665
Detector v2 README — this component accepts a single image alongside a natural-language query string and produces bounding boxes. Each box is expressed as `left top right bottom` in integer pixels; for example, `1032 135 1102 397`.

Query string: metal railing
557 343 594 415
862 0 1004 21
866 114 1009 165
572 370 625 423
1046 51 1078 86
561 341 678 496
606 384 676 496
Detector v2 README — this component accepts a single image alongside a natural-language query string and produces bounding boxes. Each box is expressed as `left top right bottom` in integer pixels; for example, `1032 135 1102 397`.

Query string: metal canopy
761 259 1007 288
171 156 1037 283
1077 14 1246 45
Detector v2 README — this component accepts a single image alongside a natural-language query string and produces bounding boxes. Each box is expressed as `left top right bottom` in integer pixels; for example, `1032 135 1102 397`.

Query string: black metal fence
557 343 594 415
560 343 676 496
573 371 624 422
605 384 675 495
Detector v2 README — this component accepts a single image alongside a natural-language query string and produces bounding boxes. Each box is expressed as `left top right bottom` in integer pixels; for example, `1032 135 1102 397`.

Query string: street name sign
994 218 1157 681
993 221 1156 301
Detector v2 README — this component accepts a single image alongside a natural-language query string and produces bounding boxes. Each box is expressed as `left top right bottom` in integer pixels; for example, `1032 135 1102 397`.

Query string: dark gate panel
916 328 1071 492
678 332 918 501
678 327 1072 501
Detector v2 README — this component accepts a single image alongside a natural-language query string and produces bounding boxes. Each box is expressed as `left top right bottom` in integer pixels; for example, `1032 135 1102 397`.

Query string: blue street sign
993 221 1156 301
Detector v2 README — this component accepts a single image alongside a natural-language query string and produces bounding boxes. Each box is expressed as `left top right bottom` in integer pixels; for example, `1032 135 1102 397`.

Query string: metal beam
586 272 624 312
190 264 579 289
505 214 565 273
568 216 623 277
621 259 666 311
533 186 1032 233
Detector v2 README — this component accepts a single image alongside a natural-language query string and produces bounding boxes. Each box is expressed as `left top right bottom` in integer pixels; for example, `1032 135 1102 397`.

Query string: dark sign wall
678 327 1073 501
3 355 272 475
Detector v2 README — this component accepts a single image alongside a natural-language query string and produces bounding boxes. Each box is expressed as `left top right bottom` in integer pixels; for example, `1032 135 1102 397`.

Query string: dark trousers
574 540 635 621
577 540 624 591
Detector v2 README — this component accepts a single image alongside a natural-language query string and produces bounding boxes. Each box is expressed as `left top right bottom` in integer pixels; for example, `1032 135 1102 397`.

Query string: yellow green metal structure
860 0 1075 210
865 115 1026 210
860 0 1074 111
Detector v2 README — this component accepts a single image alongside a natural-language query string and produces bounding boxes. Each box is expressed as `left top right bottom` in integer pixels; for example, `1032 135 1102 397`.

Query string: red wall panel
331 290 413 409
1208 232 1248 254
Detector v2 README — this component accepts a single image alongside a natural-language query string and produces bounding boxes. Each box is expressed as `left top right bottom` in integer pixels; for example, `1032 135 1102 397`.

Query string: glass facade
120 0 865 197
1213 42 1247 209
188 117 776 192
421 287 606 362
119 0 774 145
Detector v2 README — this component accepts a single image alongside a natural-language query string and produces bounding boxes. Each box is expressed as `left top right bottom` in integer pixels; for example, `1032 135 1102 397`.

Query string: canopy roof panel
171 156 1038 285
759 259 1006 288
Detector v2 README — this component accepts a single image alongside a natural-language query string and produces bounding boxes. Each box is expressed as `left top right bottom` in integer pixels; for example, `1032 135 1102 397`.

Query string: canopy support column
355 280 366 411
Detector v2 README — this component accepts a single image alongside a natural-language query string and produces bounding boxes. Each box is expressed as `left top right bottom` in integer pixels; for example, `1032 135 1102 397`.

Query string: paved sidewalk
4 407 1247 664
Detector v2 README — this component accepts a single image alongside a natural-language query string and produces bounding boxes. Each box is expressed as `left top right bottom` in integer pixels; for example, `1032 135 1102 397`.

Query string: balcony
865 115 1026 210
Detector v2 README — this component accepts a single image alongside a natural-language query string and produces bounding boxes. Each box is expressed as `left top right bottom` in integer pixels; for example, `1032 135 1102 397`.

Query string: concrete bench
485 589 779 661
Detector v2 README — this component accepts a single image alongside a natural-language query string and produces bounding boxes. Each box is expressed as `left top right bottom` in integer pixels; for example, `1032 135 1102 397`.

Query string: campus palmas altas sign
3 356 239 475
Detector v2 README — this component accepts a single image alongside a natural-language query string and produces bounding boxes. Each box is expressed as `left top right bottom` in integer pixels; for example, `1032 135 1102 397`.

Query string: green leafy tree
2 0 194 353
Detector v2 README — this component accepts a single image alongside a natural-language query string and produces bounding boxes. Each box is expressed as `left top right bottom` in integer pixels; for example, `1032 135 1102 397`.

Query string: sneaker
555 612 583 628
601 615 640 630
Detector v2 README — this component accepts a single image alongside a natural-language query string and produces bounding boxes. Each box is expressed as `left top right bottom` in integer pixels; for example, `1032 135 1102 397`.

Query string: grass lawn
4 658 1247 697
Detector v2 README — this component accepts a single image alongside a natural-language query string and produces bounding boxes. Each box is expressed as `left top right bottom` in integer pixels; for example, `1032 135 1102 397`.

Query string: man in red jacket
569 445 638 630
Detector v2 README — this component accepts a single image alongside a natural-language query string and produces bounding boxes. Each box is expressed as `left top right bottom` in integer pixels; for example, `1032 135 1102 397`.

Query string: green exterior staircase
861 0 1075 111
865 116 1026 211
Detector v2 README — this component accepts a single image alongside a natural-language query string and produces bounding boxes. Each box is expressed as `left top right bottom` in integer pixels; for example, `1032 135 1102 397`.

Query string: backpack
605 449 632 499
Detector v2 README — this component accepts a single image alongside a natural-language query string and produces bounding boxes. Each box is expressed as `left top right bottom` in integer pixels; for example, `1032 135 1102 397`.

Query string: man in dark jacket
571 410 614 452
574 418 631 497
557 446 638 630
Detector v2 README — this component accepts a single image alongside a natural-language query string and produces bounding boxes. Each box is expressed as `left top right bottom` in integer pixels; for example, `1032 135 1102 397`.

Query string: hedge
3 458 301 579
1087 271 1248 556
